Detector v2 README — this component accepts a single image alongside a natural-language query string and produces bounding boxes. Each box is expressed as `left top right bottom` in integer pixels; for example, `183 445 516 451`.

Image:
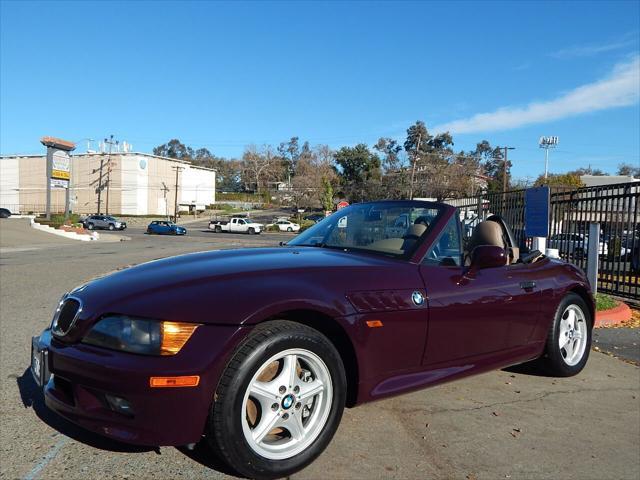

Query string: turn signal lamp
160 321 199 355
150 375 200 388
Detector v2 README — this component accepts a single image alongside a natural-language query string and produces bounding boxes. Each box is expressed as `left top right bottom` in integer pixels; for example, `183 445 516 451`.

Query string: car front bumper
32 324 250 446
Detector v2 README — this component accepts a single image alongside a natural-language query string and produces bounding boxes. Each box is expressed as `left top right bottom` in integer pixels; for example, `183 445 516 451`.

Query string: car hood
68 247 406 329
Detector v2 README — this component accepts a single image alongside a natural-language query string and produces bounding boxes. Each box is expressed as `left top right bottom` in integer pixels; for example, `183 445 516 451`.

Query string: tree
569 167 607 176
289 145 337 209
211 158 243 192
334 144 381 202
403 121 459 200
374 137 403 172
321 177 334 212
617 163 640 177
472 140 511 193
241 145 279 194
534 173 584 188
153 139 194 160
278 137 300 182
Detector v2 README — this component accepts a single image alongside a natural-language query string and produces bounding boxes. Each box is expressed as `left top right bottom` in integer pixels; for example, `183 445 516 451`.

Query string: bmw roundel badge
411 291 425 306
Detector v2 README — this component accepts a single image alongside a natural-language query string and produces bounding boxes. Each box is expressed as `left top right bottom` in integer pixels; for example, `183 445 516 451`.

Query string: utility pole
409 132 421 200
499 146 515 192
172 166 185 222
539 136 559 179
103 135 118 215
161 182 170 221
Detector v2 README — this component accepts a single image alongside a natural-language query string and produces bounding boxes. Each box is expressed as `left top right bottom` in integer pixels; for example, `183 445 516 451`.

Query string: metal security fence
447 181 640 301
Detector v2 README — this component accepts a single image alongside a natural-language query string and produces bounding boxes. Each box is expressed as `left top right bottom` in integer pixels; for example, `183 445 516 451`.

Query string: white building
0 152 215 216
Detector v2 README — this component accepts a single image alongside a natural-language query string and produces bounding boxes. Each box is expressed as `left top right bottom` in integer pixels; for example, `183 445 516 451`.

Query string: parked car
304 213 325 224
146 221 186 235
548 233 608 257
209 216 263 234
0 207 11 218
31 200 594 479
82 215 127 231
268 220 300 232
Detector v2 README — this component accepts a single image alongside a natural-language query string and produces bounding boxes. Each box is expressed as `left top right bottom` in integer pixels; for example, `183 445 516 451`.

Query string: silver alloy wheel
558 304 588 366
241 348 333 460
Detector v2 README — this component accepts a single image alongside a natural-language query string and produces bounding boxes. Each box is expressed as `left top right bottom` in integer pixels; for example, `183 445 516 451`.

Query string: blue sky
1 0 639 182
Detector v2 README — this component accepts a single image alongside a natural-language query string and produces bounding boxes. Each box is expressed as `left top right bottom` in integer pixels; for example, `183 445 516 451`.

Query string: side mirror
471 245 507 269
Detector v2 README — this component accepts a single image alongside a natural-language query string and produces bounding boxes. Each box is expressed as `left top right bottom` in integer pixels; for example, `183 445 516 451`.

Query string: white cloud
433 56 640 135
550 34 638 58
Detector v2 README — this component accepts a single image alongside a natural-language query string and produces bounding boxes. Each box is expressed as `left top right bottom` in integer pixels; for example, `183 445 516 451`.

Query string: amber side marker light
366 320 384 328
160 321 200 355
149 375 200 388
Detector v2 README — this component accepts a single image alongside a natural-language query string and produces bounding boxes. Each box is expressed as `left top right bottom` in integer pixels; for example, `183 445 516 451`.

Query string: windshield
289 201 442 258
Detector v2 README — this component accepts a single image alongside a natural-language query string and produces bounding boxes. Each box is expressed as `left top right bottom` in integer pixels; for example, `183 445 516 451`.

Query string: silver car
83 215 127 231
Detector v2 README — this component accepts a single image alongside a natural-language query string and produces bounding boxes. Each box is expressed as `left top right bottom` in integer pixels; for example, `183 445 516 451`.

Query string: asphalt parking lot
1 218 639 480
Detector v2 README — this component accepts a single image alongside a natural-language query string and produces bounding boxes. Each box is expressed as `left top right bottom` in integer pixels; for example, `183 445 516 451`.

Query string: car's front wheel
541 293 592 377
207 320 346 479
87 223 94 230
108 224 115 231
248 227 255 235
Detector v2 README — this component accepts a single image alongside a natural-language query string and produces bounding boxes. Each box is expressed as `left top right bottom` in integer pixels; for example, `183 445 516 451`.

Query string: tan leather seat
466 220 506 265
468 221 504 249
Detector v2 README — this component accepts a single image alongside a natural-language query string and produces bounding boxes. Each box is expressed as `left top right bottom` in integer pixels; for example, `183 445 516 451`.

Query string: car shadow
16 367 242 476
502 361 549 377
176 443 242 478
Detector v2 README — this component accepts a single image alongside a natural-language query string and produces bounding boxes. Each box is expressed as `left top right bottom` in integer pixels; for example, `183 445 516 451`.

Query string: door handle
520 281 536 291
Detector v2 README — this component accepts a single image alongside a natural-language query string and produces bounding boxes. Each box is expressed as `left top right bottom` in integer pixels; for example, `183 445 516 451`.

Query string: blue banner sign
525 186 550 237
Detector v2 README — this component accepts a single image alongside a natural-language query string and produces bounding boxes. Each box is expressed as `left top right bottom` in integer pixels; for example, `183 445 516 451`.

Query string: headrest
470 220 504 249
414 216 430 227
404 223 427 239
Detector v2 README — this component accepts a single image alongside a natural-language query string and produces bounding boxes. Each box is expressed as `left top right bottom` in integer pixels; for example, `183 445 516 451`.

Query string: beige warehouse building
0 152 215 216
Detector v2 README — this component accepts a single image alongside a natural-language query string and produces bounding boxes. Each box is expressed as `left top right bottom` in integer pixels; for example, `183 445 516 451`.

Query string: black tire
87 223 94 230
287 227 293 232
248 227 255 235
215 225 222 233
146 228 152 234
540 293 592 377
108 224 115 231
207 320 346 480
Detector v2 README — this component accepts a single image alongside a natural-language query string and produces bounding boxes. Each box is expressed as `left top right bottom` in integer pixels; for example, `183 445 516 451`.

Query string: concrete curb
594 302 632 328
30 218 99 242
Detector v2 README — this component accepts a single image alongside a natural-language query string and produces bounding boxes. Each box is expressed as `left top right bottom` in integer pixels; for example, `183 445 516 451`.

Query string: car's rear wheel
287 227 293 232
207 320 346 479
215 225 222 233
541 293 592 377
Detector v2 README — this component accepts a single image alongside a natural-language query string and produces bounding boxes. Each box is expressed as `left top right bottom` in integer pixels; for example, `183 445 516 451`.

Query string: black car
0 208 11 218
304 213 325 223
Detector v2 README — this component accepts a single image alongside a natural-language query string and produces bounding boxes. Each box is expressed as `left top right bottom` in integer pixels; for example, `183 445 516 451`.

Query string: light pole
73 137 95 152
539 136 559 179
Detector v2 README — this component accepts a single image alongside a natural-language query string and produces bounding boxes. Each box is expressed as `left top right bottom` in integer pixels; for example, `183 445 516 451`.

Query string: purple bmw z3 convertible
32 200 593 479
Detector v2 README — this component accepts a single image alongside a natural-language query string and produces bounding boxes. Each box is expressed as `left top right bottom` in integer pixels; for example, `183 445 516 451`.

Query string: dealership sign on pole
524 186 550 238
51 150 71 186
40 137 76 220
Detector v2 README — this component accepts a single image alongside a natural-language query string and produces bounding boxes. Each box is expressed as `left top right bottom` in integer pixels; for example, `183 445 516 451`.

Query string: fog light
105 394 134 416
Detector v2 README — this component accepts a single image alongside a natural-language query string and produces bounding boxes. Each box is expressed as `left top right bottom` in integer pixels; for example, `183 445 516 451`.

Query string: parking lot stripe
23 437 68 480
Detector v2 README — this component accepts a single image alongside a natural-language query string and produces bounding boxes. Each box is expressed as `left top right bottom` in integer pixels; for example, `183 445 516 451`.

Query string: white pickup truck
209 217 264 235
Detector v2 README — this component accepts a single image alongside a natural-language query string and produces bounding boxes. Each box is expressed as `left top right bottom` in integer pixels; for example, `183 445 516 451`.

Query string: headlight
82 315 200 355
